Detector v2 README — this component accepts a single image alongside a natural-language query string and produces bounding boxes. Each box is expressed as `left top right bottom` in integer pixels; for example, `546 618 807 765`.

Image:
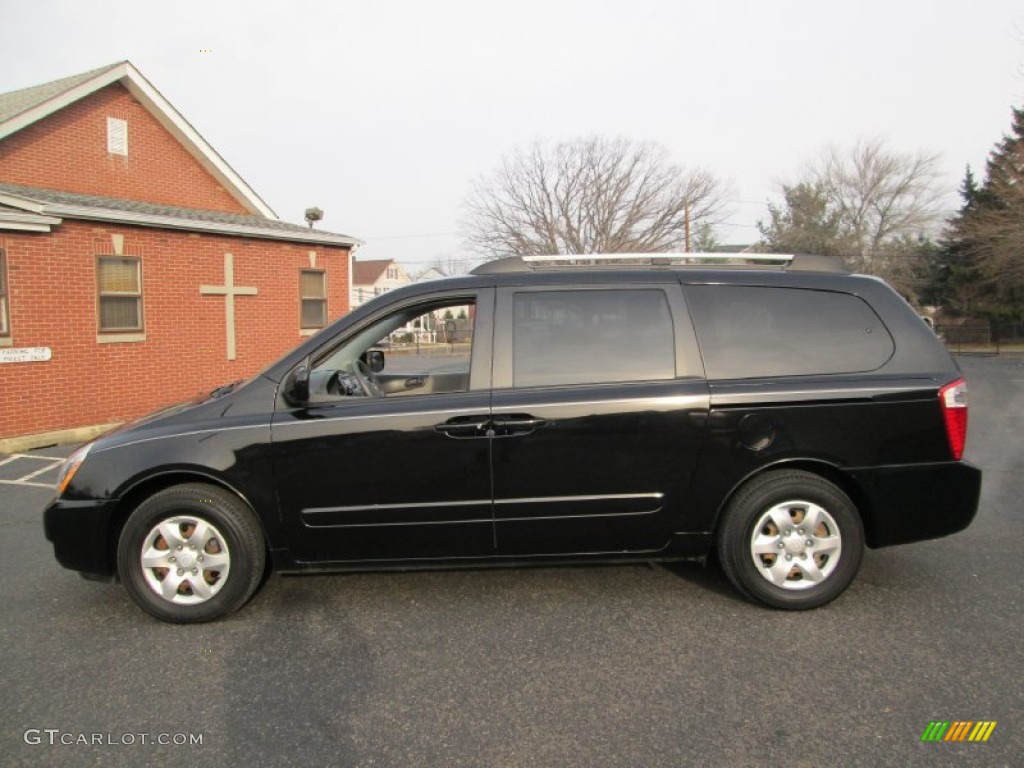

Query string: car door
490 281 709 555
271 288 496 563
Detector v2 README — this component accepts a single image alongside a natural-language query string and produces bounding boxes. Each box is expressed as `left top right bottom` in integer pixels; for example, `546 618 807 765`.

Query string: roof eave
117 64 278 219
0 62 125 141
42 202 359 246
0 211 63 233
0 62 278 219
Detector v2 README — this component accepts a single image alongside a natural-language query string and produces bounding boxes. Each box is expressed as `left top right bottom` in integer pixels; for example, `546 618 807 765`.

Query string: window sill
299 328 320 337
0 337 12 348
97 332 146 344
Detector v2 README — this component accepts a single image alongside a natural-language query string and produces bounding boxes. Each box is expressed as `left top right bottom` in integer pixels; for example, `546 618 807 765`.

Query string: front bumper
43 497 121 577
852 461 982 548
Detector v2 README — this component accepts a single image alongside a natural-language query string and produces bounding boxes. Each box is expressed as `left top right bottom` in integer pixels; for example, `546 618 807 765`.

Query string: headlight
55 443 92 497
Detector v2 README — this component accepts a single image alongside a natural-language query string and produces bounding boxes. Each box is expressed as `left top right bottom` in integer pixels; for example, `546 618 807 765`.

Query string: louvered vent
107 117 128 156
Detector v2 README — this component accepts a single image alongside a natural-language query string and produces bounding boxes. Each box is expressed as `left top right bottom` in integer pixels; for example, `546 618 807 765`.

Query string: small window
0 250 9 337
513 290 676 388
97 257 143 332
107 117 128 156
687 285 895 379
300 270 327 329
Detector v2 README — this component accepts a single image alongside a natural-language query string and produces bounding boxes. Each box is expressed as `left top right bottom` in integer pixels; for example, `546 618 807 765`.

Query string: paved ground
1 356 1021 767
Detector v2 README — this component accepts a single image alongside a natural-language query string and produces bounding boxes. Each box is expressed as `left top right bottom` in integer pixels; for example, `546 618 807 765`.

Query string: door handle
434 417 491 438
491 415 547 435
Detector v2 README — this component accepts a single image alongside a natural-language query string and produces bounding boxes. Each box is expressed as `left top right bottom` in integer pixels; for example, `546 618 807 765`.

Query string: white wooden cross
200 253 257 360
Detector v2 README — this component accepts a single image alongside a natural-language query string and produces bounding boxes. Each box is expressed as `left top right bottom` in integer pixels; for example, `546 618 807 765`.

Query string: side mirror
284 358 311 404
362 349 385 373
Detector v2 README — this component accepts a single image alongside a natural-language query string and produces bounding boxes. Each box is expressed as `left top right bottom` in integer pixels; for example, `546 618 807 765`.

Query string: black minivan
44 254 982 622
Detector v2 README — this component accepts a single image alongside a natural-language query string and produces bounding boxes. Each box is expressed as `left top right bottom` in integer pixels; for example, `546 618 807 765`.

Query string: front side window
512 289 676 388
300 270 327 329
309 298 476 399
97 257 142 332
0 250 9 337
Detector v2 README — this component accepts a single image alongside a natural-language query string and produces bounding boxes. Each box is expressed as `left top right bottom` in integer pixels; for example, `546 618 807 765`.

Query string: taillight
939 378 969 460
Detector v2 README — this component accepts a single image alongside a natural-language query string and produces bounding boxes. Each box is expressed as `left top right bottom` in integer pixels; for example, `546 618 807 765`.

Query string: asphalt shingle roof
352 259 394 285
0 182 358 244
0 62 124 124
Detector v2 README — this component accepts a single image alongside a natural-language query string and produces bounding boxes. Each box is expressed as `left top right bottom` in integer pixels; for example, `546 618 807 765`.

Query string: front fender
63 419 282 545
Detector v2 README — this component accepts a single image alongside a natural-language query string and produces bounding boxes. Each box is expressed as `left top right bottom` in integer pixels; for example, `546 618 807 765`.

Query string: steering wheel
349 359 384 398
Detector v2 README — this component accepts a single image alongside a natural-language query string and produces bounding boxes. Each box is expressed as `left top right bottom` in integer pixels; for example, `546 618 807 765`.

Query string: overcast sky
1 0 1021 271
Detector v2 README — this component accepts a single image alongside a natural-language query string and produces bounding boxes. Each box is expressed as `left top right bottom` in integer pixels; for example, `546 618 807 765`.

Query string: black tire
716 470 864 610
117 483 266 623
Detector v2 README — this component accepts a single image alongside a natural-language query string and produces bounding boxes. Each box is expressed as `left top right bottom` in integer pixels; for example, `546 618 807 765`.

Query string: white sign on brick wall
0 347 52 363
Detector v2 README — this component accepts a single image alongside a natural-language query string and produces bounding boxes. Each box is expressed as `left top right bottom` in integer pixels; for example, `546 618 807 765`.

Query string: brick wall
0 83 250 214
0 222 350 438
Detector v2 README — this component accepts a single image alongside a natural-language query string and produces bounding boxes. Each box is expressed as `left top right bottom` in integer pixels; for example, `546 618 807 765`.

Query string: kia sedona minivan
44 253 982 622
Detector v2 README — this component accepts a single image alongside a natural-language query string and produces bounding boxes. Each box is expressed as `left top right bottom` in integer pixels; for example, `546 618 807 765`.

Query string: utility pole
684 202 691 253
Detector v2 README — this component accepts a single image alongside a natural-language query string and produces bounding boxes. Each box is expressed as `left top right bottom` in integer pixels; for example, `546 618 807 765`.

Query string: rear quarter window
686 285 894 379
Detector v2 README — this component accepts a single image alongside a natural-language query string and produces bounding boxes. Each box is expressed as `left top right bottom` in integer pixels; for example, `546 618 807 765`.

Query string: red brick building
0 62 357 447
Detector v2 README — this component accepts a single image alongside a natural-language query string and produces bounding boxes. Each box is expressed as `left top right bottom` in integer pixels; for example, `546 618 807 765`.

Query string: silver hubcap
749 501 842 590
139 516 231 604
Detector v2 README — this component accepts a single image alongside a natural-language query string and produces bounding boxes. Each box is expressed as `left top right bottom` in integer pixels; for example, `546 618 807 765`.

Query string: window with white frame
97 257 143 332
300 269 327 329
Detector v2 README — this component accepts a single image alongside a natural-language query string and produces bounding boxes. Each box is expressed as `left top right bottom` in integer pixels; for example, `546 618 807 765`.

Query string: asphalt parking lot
2 356 1021 767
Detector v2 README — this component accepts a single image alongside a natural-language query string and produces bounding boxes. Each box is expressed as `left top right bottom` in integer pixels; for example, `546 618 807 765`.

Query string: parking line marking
0 454 65 488
0 478 55 488
17 461 64 482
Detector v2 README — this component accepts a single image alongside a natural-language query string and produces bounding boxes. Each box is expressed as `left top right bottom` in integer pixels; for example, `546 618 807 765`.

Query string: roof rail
470 252 847 275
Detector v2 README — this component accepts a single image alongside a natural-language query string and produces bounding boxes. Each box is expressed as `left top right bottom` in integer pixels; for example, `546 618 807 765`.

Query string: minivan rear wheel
117 483 266 623
717 471 864 610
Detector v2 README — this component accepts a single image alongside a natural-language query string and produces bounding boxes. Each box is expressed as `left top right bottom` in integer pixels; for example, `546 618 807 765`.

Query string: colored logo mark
921 721 997 742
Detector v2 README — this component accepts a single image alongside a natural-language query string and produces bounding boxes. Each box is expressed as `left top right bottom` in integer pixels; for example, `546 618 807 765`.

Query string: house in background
349 259 475 344
350 258 411 309
413 266 445 282
0 61 358 448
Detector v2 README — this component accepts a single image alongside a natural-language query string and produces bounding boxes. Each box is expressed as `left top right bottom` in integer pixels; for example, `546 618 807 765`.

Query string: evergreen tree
942 107 1024 319
758 182 852 258
928 166 984 313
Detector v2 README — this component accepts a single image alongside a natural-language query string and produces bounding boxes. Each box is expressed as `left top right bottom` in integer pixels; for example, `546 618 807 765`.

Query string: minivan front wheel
717 471 864 610
117 483 266 623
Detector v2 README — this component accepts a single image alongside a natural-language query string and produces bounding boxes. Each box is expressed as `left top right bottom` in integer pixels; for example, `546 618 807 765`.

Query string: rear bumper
851 461 982 548
43 497 120 577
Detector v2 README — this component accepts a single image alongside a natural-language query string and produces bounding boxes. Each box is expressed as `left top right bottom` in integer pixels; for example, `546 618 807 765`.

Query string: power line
361 230 459 241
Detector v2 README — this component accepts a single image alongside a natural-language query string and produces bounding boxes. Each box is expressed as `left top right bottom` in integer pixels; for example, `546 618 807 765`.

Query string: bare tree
760 138 945 302
427 253 474 277
810 138 945 265
463 137 727 259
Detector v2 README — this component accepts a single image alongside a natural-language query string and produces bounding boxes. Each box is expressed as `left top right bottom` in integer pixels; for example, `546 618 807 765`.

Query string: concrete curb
0 423 122 455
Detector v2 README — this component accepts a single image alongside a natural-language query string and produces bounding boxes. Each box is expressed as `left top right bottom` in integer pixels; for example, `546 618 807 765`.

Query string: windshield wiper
210 380 242 398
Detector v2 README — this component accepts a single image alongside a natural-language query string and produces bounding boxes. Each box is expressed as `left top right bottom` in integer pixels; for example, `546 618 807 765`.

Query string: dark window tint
687 285 894 379
513 290 675 387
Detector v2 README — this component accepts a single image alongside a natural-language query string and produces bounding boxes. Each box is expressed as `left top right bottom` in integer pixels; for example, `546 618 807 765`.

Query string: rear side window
687 285 894 379
513 289 675 387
